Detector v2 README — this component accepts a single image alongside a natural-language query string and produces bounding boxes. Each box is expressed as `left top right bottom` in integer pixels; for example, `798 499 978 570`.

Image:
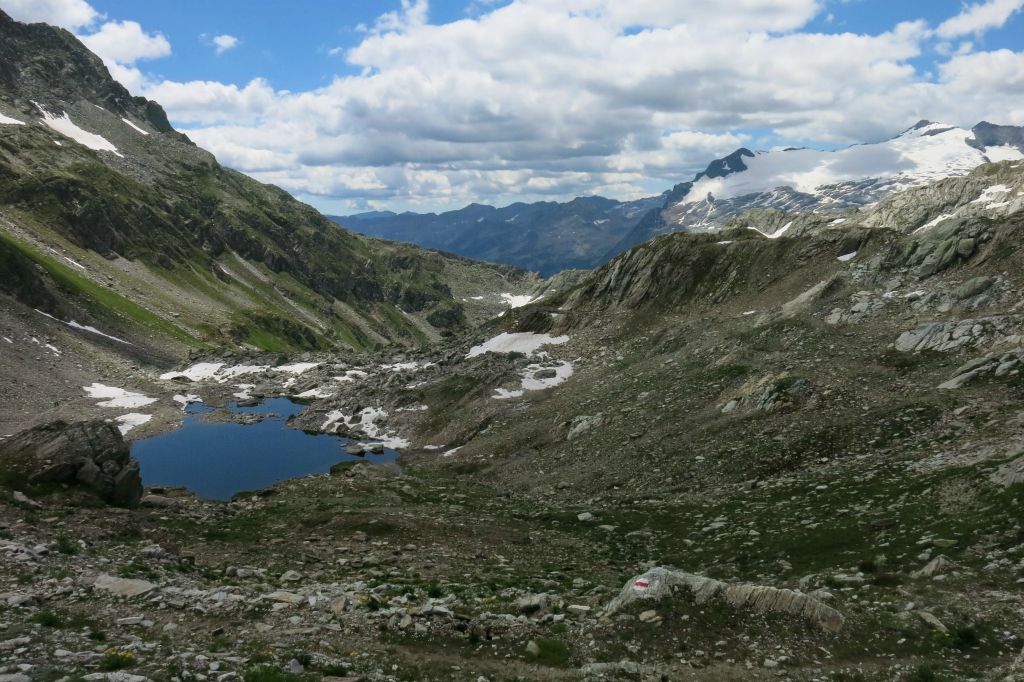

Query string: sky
2 0 1024 215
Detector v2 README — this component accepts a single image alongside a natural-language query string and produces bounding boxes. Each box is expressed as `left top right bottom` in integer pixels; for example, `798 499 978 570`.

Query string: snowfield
35 105 122 157
683 123 1019 207
83 383 158 409
466 332 569 358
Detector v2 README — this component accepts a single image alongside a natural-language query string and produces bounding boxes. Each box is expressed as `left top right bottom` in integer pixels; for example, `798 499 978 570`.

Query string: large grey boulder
604 566 845 633
0 420 142 506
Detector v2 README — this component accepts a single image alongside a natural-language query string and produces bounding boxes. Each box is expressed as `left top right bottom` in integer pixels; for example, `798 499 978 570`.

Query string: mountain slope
0 10 538 361
333 194 663 276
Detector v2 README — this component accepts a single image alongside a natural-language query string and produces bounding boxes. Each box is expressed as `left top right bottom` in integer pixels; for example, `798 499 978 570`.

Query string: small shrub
99 649 135 671
31 611 64 628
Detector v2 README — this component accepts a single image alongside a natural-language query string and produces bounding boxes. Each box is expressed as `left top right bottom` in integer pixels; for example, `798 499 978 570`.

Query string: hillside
0 9 538 363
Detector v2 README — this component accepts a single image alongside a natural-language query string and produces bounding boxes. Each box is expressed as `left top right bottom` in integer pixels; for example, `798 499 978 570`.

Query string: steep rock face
0 420 141 506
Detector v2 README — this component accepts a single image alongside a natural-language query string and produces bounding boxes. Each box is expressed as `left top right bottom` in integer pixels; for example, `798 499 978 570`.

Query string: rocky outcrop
604 567 845 633
894 317 1016 353
0 420 142 506
938 348 1024 389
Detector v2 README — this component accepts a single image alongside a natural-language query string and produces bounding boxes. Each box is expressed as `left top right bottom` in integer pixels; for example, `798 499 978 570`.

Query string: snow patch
382 361 433 372
748 220 793 239
501 293 536 308
0 112 25 125
115 413 151 435
35 310 131 345
321 407 409 449
275 362 320 375
35 105 122 157
233 384 255 400
467 332 569 358
837 252 857 262
914 213 955 233
334 370 369 382
494 360 574 399
972 185 1010 204
160 363 225 381
121 117 150 135
84 383 158 409
441 446 463 458
985 145 1024 163
172 394 201 408
294 388 334 399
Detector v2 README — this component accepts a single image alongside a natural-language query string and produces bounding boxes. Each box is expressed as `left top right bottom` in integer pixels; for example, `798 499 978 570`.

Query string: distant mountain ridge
611 120 1024 252
332 194 663 277
340 120 1024 274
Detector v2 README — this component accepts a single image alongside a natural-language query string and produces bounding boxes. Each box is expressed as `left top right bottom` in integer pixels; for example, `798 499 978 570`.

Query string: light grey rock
93 574 157 598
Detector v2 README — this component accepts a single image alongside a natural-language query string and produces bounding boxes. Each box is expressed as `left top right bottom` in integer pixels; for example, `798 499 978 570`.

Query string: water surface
132 398 395 501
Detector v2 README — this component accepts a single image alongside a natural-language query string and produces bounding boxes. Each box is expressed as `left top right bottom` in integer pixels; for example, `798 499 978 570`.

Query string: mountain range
336 119 1024 273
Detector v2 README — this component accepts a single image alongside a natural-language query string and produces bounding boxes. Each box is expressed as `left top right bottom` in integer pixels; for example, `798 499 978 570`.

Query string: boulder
0 420 142 507
604 566 845 633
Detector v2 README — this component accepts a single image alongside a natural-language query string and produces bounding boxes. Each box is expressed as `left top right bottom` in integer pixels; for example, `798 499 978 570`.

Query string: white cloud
0 0 98 30
936 0 1024 38
79 20 170 64
15 0 1021 212
212 34 239 55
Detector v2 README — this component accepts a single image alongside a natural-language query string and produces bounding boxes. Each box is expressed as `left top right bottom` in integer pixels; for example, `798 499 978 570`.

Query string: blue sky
3 0 1024 213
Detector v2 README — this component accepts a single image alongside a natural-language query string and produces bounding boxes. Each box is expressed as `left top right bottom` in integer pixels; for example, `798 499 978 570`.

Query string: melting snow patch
116 413 151 435
45 343 61 354
335 370 369 382
295 388 333 399
35 105 122 157
493 388 525 400
467 332 569 358
914 213 955 233
501 293 536 308
322 407 408 449
397 404 429 412
0 112 25 125
275 362 320 375
748 221 793 239
2 337 12 343
35 310 131 345
233 384 255 400
837 252 857 262
172 394 201 409
382 361 433 372
84 383 158 409
716 240 733 245
972 185 1010 204
494 361 574 399
160 363 269 382
830 217 847 225
441 446 463 458
160 363 224 381
121 117 150 135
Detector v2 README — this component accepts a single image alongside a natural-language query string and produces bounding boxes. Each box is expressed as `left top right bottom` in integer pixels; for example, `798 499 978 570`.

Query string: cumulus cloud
80 20 170 64
10 0 1024 211
212 34 239 54
936 0 1024 38
0 0 98 30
